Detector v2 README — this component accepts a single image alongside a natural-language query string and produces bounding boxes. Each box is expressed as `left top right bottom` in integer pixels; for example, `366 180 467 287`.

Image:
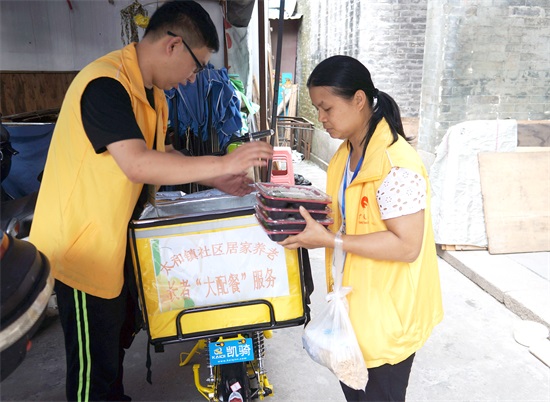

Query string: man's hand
106 138 272 186
221 140 273 175
207 173 255 196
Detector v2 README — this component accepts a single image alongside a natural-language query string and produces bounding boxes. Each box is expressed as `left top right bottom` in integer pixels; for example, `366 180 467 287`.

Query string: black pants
55 279 136 401
340 353 415 402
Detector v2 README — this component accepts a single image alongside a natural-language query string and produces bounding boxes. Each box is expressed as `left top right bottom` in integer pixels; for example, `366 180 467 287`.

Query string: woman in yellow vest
29 2 272 401
279 55 443 401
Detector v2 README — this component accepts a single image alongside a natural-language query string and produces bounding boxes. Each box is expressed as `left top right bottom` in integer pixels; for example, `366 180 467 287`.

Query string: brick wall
296 0 428 128
295 0 550 155
418 0 550 152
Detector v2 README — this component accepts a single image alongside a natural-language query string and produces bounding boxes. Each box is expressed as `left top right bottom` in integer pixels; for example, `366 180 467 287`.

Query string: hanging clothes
165 64 243 152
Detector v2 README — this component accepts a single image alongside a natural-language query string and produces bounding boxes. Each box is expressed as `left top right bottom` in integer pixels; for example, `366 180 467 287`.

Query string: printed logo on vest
358 196 369 225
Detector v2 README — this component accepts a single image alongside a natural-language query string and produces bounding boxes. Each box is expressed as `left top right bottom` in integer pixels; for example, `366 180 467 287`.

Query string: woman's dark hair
307 55 412 154
144 0 219 52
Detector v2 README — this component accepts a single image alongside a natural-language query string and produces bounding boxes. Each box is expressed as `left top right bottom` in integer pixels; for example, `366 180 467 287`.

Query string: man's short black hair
144 0 219 52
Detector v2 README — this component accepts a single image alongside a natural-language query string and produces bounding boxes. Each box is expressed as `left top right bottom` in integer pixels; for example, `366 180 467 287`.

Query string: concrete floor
2 160 549 401
2 253 549 401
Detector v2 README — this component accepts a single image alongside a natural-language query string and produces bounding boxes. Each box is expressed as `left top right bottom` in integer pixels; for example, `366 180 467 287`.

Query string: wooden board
441 244 487 251
1 71 77 116
478 149 550 254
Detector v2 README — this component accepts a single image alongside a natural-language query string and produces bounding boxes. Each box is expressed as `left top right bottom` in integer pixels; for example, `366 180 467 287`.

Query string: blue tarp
165 64 243 149
2 123 54 198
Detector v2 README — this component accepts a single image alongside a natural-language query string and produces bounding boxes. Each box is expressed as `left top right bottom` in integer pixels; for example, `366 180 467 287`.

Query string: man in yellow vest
29 1 272 400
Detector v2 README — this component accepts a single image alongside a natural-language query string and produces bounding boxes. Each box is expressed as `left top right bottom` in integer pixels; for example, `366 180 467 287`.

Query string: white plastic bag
301 235 368 390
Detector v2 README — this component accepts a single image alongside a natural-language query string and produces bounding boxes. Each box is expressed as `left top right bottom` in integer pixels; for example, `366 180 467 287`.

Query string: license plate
208 337 254 366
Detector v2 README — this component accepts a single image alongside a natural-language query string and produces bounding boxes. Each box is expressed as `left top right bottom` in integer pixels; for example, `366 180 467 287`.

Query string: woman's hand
278 206 335 250
278 206 425 263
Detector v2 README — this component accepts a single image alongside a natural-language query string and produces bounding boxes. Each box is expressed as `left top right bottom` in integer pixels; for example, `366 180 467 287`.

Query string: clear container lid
254 213 302 241
255 205 333 225
255 183 331 204
255 194 331 215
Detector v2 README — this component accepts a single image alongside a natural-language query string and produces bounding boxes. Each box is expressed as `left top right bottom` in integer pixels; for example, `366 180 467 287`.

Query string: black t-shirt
80 77 163 220
81 77 149 153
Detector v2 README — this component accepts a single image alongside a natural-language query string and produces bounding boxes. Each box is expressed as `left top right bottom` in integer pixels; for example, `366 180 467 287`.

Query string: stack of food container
255 182 333 241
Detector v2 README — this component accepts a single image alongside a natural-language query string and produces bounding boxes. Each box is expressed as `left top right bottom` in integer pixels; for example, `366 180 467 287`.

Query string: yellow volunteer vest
29 43 168 299
325 119 443 368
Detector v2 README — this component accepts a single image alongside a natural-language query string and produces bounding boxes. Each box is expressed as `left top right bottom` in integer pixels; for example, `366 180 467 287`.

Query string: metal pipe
266 0 286 182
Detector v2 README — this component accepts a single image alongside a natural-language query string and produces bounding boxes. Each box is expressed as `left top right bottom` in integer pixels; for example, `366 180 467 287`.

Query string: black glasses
167 31 205 74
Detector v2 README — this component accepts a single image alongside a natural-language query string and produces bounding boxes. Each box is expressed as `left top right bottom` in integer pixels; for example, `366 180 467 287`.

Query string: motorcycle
0 121 54 381
129 190 312 402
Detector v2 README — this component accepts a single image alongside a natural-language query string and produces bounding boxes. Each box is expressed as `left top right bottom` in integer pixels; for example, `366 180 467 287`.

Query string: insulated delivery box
128 190 308 347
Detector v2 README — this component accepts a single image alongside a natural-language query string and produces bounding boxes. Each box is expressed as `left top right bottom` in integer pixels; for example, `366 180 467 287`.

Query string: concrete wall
270 19 301 80
418 1 550 153
0 0 225 71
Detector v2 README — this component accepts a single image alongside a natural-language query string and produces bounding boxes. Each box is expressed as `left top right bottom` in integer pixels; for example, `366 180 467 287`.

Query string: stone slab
439 249 550 331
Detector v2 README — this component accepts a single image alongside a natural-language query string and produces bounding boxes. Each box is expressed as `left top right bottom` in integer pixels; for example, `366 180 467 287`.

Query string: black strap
171 94 181 151
299 248 314 325
146 340 152 384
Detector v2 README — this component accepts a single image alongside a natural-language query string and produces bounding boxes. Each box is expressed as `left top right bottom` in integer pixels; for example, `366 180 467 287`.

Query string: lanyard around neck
340 153 364 228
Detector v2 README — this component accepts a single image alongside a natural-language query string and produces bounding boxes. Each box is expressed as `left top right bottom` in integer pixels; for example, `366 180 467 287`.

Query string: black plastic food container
255 194 331 220
255 183 331 210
